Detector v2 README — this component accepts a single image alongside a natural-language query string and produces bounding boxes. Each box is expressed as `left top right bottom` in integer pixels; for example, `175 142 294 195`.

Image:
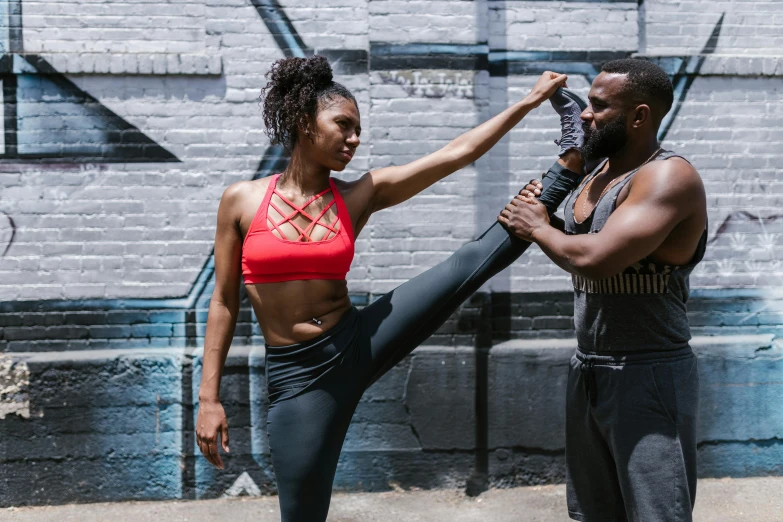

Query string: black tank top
562 150 708 353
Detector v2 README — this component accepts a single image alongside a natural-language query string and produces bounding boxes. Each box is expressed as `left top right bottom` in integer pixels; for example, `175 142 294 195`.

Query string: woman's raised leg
360 160 581 384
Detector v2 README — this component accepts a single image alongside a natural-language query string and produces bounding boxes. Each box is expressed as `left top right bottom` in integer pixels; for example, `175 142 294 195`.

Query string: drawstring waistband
580 360 597 407
575 345 693 365
574 345 694 408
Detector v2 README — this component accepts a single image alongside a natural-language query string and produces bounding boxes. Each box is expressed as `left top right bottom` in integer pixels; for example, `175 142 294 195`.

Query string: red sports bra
241 174 355 284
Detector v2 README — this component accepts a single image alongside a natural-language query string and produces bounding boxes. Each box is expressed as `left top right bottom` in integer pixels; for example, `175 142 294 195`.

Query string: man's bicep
589 189 684 275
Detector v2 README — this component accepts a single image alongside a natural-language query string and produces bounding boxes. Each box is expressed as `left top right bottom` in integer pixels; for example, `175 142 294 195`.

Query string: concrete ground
3 477 782 522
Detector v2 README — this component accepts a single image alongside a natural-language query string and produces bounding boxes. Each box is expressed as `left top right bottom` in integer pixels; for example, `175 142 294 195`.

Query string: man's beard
580 115 628 161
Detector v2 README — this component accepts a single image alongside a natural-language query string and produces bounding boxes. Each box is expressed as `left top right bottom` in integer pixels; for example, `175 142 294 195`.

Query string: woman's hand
519 179 543 199
524 71 568 108
196 398 230 469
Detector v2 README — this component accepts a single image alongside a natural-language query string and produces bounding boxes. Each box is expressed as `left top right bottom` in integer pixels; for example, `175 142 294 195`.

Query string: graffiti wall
0 0 780 303
2 0 783 506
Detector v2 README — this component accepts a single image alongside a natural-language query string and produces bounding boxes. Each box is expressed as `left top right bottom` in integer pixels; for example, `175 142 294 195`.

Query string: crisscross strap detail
267 184 340 242
241 175 355 284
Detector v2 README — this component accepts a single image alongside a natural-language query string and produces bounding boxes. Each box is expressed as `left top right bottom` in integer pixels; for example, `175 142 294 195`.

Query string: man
499 59 708 521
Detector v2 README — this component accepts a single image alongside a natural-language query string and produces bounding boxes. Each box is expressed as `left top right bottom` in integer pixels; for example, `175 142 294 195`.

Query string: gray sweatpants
566 346 699 522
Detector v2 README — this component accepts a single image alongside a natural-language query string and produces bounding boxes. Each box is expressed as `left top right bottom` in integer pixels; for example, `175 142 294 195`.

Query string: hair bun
301 55 333 90
261 54 352 151
265 55 333 94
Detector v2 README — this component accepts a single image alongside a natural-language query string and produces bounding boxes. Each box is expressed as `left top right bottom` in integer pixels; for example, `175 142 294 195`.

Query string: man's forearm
532 225 598 278
549 214 565 232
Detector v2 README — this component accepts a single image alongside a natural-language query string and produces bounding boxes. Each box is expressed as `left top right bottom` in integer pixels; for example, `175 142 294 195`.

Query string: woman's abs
244 279 352 345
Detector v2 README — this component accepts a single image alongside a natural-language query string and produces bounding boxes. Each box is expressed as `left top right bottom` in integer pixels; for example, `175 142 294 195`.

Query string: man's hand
524 71 568 108
498 194 551 242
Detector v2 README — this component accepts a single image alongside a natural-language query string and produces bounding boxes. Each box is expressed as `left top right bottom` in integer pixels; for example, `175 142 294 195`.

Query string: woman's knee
451 237 493 270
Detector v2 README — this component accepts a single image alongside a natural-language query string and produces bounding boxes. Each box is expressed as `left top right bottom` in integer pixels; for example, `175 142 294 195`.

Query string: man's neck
604 138 661 178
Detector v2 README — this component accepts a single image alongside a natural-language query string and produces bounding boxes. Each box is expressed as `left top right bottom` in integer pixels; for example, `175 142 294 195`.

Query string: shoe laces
555 112 581 147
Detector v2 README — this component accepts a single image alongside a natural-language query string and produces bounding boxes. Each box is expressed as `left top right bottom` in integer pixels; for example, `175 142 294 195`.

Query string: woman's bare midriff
244 279 353 346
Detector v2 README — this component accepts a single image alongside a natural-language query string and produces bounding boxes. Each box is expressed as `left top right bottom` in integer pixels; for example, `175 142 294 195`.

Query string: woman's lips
340 151 353 161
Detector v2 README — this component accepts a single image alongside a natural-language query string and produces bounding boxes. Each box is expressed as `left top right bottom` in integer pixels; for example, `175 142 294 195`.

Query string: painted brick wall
370 1 481 44
21 0 208 54
3 0 783 506
0 0 781 301
494 1 638 51
644 0 783 56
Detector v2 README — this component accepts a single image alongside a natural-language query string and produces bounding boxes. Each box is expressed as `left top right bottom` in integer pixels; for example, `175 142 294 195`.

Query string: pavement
3 477 783 521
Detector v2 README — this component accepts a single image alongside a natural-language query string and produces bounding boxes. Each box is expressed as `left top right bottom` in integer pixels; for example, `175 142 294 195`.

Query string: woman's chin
330 161 349 172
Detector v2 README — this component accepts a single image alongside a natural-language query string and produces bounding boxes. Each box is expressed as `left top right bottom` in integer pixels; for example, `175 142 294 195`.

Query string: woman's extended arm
364 71 568 212
195 184 244 469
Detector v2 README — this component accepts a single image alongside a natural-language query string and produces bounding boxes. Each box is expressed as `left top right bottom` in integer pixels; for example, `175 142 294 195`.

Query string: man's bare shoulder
630 155 705 204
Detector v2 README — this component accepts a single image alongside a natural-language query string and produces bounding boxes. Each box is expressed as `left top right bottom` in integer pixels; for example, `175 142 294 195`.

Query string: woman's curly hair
260 55 357 151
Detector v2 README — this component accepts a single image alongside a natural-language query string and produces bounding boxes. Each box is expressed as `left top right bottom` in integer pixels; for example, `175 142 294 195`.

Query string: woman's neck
278 147 331 196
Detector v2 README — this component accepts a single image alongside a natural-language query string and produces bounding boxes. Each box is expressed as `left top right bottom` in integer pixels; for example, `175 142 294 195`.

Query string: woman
196 55 585 521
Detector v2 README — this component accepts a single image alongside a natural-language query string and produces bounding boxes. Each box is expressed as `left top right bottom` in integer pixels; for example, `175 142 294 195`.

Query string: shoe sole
558 88 588 111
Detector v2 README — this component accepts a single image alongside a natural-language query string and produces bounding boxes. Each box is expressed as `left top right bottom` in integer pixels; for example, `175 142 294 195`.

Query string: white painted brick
645 0 783 56
1 0 782 301
496 2 638 51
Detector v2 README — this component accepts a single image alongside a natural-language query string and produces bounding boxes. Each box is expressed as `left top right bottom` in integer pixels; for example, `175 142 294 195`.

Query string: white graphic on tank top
572 259 678 295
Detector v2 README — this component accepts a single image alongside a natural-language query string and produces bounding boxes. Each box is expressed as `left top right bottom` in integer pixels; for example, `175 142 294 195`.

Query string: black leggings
265 162 580 521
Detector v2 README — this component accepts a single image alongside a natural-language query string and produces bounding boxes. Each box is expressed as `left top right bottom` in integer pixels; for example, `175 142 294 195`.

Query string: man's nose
580 108 592 122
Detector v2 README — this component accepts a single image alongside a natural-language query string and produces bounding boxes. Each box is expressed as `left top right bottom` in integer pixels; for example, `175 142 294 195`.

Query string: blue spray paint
5 0 777 503
0 1 178 163
658 14 725 141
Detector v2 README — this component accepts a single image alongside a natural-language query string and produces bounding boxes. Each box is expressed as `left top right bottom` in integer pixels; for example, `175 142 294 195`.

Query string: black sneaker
550 88 588 157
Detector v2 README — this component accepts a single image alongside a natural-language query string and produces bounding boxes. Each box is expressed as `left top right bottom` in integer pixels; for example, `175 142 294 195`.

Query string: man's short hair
601 59 674 117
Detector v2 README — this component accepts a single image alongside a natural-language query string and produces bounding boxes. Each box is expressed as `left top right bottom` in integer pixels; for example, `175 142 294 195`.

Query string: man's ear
632 104 651 128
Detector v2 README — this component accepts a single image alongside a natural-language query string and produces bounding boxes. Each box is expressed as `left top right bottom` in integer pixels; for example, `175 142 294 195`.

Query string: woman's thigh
359 222 527 382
